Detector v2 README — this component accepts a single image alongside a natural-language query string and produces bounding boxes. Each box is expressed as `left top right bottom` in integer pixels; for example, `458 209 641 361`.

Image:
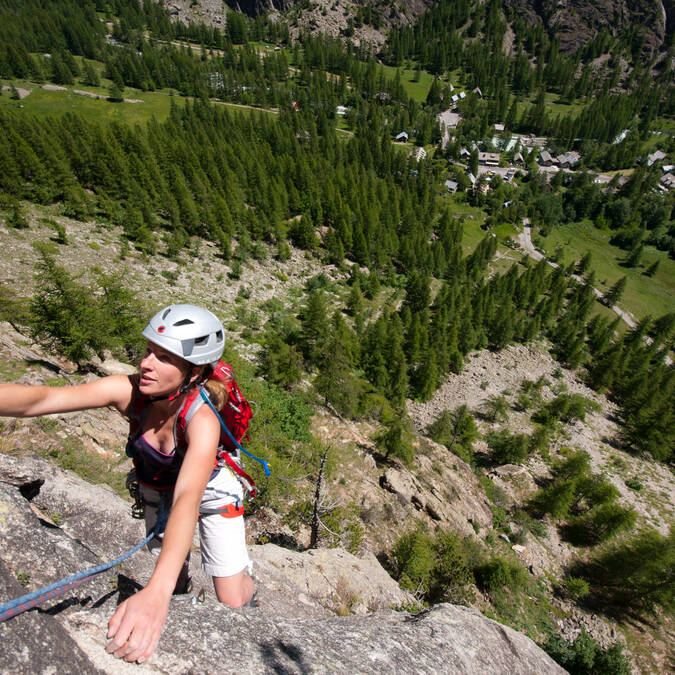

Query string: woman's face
139 341 192 397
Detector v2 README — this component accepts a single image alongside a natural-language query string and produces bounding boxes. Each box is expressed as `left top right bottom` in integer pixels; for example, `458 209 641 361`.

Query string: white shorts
141 467 252 579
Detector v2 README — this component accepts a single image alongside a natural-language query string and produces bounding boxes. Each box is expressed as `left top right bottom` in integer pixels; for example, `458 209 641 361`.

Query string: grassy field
536 220 675 320
0 79 184 124
514 93 585 122
377 63 435 103
0 79 277 124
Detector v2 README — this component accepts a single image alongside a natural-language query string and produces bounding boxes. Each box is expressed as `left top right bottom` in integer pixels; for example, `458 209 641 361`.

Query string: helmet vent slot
173 319 194 326
194 335 209 346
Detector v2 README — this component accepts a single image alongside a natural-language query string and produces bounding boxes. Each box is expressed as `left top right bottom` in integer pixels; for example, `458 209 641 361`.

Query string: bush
475 556 528 593
487 430 530 464
377 412 414 467
392 528 435 594
427 405 479 460
571 528 675 614
533 394 599 426
562 576 589 601
392 527 476 605
542 630 631 675
529 479 576 519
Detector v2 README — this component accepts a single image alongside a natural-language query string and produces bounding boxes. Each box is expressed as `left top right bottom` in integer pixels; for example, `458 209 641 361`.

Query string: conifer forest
0 1 673 672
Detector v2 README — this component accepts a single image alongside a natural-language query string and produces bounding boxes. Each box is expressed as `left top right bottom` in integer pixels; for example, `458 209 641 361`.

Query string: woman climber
0 304 254 663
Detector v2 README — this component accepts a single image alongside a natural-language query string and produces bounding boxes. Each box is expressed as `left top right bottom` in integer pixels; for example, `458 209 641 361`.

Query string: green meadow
537 220 674 320
0 79 277 124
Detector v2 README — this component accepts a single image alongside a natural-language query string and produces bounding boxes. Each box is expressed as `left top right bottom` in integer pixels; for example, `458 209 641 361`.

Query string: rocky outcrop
504 0 669 54
0 452 565 674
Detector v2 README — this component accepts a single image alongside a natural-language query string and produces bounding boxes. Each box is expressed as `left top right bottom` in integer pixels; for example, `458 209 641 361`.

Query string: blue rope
0 503 169 623
199 387 271 477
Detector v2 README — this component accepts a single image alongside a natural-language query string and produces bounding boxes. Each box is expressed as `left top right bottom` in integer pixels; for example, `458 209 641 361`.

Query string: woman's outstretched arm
0 375 134 417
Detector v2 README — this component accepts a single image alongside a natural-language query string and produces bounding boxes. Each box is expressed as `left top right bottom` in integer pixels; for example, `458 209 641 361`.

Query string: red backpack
175 361 256 497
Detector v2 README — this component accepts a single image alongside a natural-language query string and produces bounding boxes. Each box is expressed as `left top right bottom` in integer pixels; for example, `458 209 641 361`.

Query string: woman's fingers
106 589 169 663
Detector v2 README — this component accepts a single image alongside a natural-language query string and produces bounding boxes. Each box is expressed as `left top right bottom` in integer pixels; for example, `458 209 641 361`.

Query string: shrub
392 527 477 605
562 576 589 601
571 528 675 615
542 630 631 675
529 479 577 519
392 528 435 594
428 530 476 604
487 430 530 464
534 394 598 426
377 413 414 467
475 556 528 593
427 405 479 460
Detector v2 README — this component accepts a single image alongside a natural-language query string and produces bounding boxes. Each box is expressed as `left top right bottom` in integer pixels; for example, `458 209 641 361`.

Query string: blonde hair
196 363 233 411
203 378 228 410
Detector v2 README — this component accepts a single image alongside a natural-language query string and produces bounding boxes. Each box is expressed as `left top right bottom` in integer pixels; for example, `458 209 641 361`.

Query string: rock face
504 0 669 54
0 452 565 674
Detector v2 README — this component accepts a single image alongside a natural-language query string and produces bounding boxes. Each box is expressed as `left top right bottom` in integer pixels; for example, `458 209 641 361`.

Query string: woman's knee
213 571 253 607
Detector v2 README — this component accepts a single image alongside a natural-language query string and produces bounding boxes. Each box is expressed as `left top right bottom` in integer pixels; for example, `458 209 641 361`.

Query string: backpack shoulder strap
173 388 204 453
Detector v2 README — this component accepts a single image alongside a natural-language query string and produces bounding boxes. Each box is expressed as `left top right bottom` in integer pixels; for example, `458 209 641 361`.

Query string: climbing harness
0 498 170 623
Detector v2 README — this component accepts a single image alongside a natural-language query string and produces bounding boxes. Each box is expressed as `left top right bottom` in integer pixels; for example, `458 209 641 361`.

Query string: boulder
0 452 565 674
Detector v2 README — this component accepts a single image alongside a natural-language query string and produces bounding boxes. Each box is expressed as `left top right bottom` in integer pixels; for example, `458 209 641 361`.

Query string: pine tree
623 244 643 268
576 251 592 275
300 290 329 365
603 276 627 306
644 259 659 277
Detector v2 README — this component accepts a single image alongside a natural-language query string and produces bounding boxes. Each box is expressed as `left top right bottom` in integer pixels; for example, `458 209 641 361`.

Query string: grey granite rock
0 452 565 674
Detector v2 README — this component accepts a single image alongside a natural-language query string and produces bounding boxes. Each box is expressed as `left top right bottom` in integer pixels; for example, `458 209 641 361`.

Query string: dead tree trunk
309 445 331 549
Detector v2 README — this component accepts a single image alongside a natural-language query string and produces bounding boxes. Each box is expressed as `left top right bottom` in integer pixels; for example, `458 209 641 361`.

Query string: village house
513 152 524 165
539 150 555 166
556 151 581 169
647 150 667 166
445 179 458 193
460 147 471 158
494 123 505 133
659 173 675 191
478 151 500 166
336 105 348 116
472 87 482 97
395 131 408 142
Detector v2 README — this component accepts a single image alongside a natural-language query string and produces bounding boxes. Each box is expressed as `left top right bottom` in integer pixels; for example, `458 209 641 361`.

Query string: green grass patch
377 63 434 103
493 222 519 241
537 220 675 320
0 79 186 124
0 78 279 125
0 359 30 380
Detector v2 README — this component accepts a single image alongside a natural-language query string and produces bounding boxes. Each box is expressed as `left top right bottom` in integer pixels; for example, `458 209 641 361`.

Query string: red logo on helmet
157 325 166 333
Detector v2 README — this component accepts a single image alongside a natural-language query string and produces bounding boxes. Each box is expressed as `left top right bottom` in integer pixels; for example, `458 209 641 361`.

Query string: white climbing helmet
142 304 225 366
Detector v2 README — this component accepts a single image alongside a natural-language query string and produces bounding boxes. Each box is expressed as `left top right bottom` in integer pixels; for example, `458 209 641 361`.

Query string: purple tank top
130 434 183 490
